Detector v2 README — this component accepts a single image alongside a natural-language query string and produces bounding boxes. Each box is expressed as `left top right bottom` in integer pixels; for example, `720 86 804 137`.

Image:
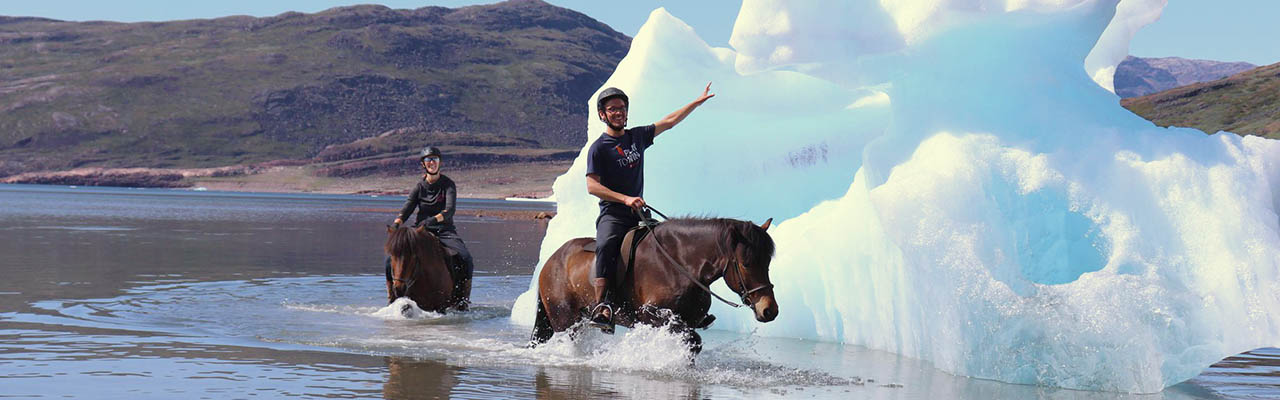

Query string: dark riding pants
594 209 640 282
384 228 474 283
435 229 475 282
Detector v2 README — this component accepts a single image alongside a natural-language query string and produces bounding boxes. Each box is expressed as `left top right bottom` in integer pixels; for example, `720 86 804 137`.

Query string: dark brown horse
529 217 777 353
385 225 470 312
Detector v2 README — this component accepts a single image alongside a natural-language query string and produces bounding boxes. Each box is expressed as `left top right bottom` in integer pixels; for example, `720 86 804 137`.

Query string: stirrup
587 302 615 334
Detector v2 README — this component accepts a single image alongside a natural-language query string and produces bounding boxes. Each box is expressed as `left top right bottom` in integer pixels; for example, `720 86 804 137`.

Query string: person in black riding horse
386 146 475 307
585 83 715 332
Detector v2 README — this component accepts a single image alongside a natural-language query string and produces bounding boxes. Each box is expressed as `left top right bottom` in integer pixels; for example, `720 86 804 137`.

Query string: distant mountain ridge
1122 61 1280 139
1114 56 1256 98
0 0 629 179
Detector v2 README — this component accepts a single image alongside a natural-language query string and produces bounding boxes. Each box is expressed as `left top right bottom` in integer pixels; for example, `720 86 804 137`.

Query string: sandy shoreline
198 163 567 220
2 162 568 220
3 162 570 199
346 207 555 221
190 162 570 199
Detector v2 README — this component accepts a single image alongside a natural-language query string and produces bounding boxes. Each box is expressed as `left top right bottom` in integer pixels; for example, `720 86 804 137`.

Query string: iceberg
511 0 1280 393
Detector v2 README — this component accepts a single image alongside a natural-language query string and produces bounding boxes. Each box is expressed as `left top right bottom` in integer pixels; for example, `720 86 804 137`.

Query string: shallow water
0 184 1275 399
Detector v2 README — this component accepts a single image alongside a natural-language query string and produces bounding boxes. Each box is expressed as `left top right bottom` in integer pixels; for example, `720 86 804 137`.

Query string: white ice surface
511 0 1280 393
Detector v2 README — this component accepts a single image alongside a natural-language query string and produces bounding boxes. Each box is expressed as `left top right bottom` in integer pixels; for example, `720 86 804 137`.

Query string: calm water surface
1 184 1276 399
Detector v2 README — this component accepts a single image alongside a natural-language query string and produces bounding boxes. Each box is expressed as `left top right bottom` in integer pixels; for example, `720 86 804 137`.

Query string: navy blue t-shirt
585 124 656 211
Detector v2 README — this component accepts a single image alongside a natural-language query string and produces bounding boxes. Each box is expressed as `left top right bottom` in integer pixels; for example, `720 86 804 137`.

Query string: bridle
389 228 433 299
643 205 773 309
722 256 775 307
389 257 422 299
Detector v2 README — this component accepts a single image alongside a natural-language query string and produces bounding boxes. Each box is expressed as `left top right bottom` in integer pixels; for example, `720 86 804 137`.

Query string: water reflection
1191 349 1280 399
383 357 458 400
533 367 705 399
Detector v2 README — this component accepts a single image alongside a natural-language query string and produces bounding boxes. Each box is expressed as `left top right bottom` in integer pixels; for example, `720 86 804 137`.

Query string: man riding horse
387 146 475 307
585 83 715 332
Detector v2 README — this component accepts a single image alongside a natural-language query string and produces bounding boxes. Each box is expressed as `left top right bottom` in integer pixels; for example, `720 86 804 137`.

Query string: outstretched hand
654 82 716 136
693 82 715 105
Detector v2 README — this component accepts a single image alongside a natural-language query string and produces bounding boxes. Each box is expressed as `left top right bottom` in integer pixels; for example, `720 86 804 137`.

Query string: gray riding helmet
419 146 442 162
596 87 629 111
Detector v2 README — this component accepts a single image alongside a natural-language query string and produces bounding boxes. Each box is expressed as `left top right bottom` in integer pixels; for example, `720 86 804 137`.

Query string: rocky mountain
1122 61 1280 139
1114 56 1256 98
0 0 629 179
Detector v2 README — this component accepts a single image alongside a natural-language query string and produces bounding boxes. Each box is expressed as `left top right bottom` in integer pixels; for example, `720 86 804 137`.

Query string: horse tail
529 292 554 347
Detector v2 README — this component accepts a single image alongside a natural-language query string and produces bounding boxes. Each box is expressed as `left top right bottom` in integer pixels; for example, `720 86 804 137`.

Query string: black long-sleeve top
397 174 457 232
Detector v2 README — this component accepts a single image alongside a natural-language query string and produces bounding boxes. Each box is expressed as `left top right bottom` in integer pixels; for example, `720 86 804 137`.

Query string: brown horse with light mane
385 225 470 312
529 217 777 353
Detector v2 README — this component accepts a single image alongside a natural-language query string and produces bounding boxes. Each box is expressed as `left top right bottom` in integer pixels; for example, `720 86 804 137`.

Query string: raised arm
653 82 715 137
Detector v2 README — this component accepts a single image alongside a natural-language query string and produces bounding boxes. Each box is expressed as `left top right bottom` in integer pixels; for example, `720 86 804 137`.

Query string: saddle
582 214 661 290
578 212 716 329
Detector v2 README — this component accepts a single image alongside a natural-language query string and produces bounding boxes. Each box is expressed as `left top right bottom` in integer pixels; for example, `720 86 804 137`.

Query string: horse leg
683 329 703 355
675 326 706 353
567 323 586 341
528 294 555 348
635 306 703 355
384 257 395 304
451 277 471 311
661 317 703 356
385 280 396 305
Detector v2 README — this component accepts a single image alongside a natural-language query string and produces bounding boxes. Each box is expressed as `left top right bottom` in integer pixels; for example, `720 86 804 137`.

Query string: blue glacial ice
511 0 1280 393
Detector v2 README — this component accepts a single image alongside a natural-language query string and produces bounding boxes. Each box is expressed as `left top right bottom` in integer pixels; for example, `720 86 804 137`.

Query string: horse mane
659 217 776 265
385 226 442 262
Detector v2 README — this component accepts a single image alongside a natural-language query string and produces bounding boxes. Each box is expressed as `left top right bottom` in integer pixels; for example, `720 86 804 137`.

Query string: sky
1127 0 1279 65
0 1 1277 66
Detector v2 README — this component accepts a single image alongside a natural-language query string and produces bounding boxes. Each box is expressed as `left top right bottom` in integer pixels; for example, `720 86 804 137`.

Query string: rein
390 259 422 299
642 205 772 309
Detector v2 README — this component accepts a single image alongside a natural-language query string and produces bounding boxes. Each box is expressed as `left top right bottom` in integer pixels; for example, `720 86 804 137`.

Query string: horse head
723 218 778 322
384 225 441 300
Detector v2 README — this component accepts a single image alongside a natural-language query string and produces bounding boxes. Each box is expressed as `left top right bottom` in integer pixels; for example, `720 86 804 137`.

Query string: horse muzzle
753 294 778 322
390 282 408 300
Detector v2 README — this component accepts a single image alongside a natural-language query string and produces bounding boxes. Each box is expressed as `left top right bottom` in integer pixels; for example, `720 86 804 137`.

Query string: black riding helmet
419 146 442 162
596 87 629 112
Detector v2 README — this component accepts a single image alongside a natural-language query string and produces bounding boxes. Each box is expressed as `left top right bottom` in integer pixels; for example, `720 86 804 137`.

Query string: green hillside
1122 62 1280 139
0 0 629 177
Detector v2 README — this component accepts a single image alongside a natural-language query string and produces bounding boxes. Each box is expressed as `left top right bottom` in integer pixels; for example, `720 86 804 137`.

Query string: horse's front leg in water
664 321 703 356
682 329 703 355
566 322 588 341
451 278 471 311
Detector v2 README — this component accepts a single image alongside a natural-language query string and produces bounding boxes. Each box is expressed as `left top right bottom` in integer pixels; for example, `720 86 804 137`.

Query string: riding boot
588 277 615 334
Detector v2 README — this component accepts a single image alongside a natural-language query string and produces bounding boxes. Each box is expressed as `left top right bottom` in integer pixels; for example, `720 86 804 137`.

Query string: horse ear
414 225 427 234
760 218 773 231
386 225 394 234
